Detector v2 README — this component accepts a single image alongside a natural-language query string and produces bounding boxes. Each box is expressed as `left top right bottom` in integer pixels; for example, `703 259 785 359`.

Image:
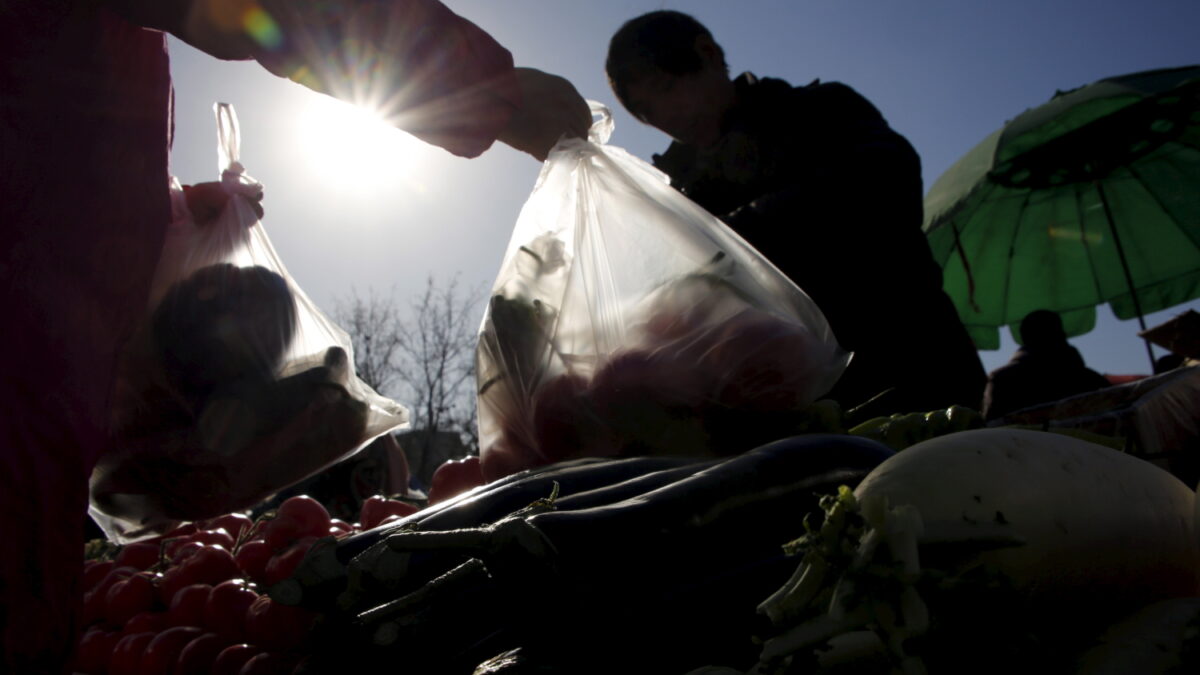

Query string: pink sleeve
259 0 521 158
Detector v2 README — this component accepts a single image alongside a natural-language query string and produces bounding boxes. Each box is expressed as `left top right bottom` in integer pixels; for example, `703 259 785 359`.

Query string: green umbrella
923 65 1200 365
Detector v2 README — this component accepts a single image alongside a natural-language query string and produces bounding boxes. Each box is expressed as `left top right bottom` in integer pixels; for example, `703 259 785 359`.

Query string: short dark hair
1019 309 1067 347
605 11 727 113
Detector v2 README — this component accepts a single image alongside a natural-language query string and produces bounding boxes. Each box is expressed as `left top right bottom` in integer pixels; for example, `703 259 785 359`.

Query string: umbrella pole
1093 179 1157 371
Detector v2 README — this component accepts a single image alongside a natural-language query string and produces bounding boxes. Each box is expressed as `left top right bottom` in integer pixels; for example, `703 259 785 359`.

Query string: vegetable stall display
744 428 1200 675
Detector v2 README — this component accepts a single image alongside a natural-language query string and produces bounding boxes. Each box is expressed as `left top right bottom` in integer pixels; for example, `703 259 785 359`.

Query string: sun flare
295 94 429 193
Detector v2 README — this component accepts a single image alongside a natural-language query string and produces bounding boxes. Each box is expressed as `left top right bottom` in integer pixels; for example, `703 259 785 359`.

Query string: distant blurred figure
983 310 1112 420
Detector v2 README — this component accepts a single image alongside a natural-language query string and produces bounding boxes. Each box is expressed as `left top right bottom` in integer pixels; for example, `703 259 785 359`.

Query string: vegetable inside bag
91 104 408 542
476 103 848 481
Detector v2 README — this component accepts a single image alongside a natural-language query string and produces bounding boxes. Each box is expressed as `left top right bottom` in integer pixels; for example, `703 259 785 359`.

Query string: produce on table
747 428 1200 675
270 434 893 674
428 455 487 504
73 497 336 675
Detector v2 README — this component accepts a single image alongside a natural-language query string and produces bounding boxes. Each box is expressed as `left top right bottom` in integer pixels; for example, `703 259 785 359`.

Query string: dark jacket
983 344 1112 420
653 73 986 415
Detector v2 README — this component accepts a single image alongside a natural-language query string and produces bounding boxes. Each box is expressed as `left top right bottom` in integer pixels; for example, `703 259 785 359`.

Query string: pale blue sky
165 0 1200 385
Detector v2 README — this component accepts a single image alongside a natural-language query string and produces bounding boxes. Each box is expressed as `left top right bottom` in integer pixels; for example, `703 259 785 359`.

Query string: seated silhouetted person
983 310 1112 420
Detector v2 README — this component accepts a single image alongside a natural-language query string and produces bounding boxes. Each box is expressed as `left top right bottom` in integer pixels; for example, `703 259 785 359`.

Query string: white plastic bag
475 103 848 481
91 103 408 542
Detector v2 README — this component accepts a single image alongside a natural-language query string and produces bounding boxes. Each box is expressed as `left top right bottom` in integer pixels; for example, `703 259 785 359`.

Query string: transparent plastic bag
90 103 408 542
475 103 849 481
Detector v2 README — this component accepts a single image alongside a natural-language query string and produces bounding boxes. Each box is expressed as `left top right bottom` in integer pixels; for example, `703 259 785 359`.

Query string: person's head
606 11 735 147
1018 310 1067 349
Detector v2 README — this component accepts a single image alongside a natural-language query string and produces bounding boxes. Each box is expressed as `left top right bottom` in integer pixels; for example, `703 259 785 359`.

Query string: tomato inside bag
90 104 408 542
476 103 848 481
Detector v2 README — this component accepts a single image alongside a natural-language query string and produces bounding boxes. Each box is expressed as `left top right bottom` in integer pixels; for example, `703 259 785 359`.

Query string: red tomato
263 537 318 587
328 518 353 536
169 541 205 566
83 559 115 591
240 651 300 675
204 579 259 643
263 496 330 552
359 495 419 530
167 583 213 628
530 373 596 461
173 632 229 675
480 435 539 483
108 631 156 675
189 529 237 550
105 571 160 625
114 541 162 571
140 625 205 675
428 456 486 505
211 644 263 675
73 626 120 674
85 566 138 626
198 513 255 542
234 540 271 584
122 610 169 638
244 595 318 653
186 545 241 585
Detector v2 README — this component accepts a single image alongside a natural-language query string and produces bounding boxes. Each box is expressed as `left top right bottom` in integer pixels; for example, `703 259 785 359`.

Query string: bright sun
295 94 429 193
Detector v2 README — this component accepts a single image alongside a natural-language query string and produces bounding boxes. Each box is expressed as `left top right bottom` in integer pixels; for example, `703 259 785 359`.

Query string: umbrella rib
1000 189 1035 330
1126 158 1200 258
1073 182 1107 304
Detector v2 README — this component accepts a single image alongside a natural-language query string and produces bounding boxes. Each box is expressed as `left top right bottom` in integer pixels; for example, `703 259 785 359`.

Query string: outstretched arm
105 0 588 160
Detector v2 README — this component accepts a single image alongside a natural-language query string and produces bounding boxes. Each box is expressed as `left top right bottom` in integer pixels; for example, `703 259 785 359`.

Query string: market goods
428 456 487 504
277 434 893 674
751 428 1200 674
74 508 334 675
359 495 420 529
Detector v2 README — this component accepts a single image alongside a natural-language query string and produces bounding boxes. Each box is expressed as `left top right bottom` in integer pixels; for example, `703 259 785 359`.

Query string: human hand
497 67 592 162
182 182 264 224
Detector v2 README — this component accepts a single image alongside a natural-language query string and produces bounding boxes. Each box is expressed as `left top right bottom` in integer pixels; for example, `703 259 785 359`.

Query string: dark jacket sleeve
255 0 521 158
101 0 522 158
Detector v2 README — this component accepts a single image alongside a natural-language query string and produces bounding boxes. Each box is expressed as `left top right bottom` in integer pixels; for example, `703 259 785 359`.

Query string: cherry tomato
173 632 230 675
85 565 138 626
189 528 237 550
170 541 205 566
105 571 160 625
73 626 120 674
234 540 271 585
211 644 263 675
140 625 204 675
167 583 213 628
83 559 115 591
108 631 156 675
114 541 162 570
428 456 486 505
264 496 330 552
240 651 300 675
184 545 241 586
198 513 255 542
263 536 318 587
122 610 169 638
204 579 259 643
244 595 318 652
359 495 419 530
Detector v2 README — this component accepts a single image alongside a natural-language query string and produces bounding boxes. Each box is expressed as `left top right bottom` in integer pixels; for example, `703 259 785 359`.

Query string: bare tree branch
335 276 485 478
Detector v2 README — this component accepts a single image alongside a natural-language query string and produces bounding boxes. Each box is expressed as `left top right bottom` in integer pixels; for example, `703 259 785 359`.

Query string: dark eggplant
300 434 893 675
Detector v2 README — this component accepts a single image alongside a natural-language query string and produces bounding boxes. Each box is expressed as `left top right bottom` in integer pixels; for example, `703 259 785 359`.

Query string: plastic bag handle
588 100 613 145
213 102 263 199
